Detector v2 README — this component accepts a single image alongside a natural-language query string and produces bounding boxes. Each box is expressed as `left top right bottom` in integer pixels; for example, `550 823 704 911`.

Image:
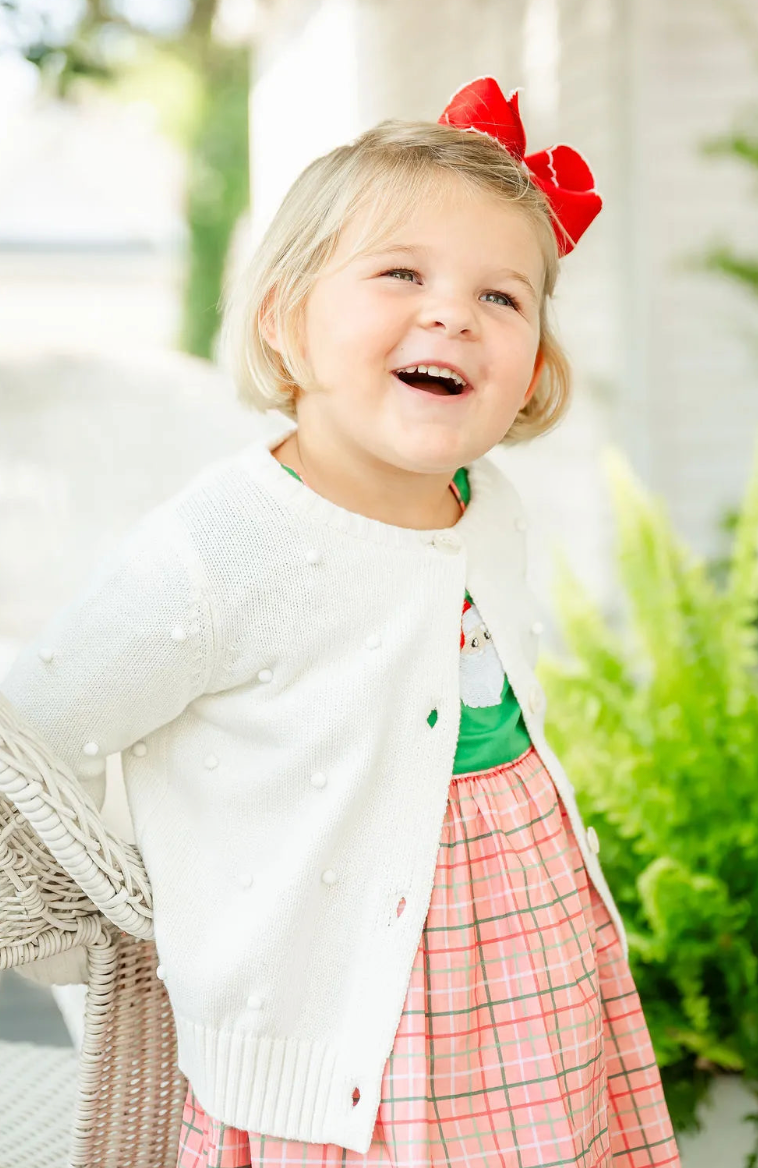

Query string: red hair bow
438 76 602 256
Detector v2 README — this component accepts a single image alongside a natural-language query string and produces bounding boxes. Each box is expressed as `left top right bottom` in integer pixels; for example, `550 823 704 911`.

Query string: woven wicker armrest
0 692 189 1166
0 687 188 1166
0 693 153 946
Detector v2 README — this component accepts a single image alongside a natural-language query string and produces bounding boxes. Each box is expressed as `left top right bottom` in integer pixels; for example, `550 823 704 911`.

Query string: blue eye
483 291 519 309
382 269 519 310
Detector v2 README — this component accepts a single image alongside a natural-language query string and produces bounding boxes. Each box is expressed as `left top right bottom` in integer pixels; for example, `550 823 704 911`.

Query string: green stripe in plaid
176 746 679 1168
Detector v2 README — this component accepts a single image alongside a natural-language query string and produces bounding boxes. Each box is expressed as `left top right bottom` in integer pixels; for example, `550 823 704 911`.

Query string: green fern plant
538 433 758 1141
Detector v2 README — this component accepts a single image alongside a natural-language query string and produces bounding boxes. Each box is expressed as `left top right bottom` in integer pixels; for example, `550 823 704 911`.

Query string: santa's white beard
459 643 505 709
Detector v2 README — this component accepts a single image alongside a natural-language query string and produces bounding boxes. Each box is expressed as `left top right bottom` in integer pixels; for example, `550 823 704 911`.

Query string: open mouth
392 369 469 396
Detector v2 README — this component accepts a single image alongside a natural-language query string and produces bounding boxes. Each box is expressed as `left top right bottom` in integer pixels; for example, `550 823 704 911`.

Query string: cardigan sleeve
0 502 216 814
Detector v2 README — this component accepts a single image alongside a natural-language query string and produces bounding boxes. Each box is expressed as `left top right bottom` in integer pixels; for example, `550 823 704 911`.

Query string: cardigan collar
245 414 510 553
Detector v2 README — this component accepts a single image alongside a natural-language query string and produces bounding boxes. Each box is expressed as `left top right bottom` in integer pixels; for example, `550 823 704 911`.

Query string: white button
528 685 542 714
531 621 544 636
156 964 166 980
238 872 253 888
515 517 527 532
321 868 337 885
132 742 147 757
38 648 54 663
204 754 219 770
310 772 327 788
171 626 187 642
418 531 436 545
587 826 600 855
258 668 273 683
365 634 381 650
247 994 263 1010
432 532 461 553
83 741 99 757
304 548 321 564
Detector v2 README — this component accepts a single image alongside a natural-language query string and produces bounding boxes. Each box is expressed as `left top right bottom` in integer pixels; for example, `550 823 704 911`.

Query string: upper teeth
397 365 467 387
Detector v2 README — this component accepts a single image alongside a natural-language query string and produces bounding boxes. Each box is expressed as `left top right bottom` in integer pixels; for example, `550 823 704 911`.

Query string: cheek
500 319 541 368
307 290 367 355
314 296 396 374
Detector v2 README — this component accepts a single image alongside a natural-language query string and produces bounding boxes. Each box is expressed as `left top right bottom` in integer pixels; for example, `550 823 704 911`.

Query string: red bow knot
438 77 602 256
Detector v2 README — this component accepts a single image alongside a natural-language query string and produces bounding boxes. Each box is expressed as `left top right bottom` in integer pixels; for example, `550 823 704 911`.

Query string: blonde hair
222 118 573 445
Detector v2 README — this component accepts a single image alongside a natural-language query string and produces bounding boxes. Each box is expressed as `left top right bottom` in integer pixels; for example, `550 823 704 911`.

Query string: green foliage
701 247 758 300
179 44 249 359
699 114 758 304
6 0 250 361
105 34 250 359
538 435 758 1143
109 44 203 145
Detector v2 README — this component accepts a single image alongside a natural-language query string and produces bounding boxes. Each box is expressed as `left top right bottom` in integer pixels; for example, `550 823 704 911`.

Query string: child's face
292 177 544 474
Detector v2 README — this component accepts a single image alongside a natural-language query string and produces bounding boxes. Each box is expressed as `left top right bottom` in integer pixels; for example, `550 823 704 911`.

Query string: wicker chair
0 691 188 1167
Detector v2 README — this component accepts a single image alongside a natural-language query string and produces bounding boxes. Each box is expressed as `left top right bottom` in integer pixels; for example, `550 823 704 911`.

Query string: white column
249 0 364 244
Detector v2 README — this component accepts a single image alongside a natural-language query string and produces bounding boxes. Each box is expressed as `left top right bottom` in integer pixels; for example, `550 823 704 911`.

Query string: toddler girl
1 77 680 1167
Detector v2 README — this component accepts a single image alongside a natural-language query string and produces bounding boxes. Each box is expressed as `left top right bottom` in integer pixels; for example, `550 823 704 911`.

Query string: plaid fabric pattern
176 745 679 1167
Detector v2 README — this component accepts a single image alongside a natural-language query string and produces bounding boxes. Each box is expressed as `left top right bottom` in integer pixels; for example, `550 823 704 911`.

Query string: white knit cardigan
1 413 626 1154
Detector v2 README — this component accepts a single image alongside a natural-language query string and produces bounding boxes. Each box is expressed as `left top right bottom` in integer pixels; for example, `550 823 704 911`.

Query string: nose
417 293 476 336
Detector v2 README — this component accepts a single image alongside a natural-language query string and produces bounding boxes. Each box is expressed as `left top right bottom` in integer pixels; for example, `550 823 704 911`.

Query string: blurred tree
2 0 250 360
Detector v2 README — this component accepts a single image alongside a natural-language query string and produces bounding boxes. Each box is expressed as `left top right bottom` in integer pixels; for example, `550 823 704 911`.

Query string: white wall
624 0 758 556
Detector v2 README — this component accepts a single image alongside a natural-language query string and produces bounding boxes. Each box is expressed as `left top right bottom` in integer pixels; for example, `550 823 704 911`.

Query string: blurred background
1 0 758 1163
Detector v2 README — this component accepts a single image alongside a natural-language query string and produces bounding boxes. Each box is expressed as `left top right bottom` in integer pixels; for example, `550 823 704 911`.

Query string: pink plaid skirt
176 745 680 1167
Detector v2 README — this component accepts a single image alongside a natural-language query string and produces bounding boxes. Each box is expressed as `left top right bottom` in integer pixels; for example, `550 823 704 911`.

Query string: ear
258 289 281 353
522 348 545 407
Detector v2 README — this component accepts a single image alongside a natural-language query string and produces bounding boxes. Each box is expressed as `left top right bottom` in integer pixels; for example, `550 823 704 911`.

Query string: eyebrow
362 243 539 299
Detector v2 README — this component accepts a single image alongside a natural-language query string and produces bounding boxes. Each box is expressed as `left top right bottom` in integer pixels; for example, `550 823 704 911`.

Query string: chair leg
68 924 188 1168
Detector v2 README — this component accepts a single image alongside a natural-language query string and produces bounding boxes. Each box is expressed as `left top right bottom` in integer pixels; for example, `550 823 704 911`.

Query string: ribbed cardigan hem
174 1013 377 1154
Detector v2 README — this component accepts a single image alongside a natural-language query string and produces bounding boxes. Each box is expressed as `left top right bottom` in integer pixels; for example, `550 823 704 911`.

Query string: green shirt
281 463 532 771
449 467 532 771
